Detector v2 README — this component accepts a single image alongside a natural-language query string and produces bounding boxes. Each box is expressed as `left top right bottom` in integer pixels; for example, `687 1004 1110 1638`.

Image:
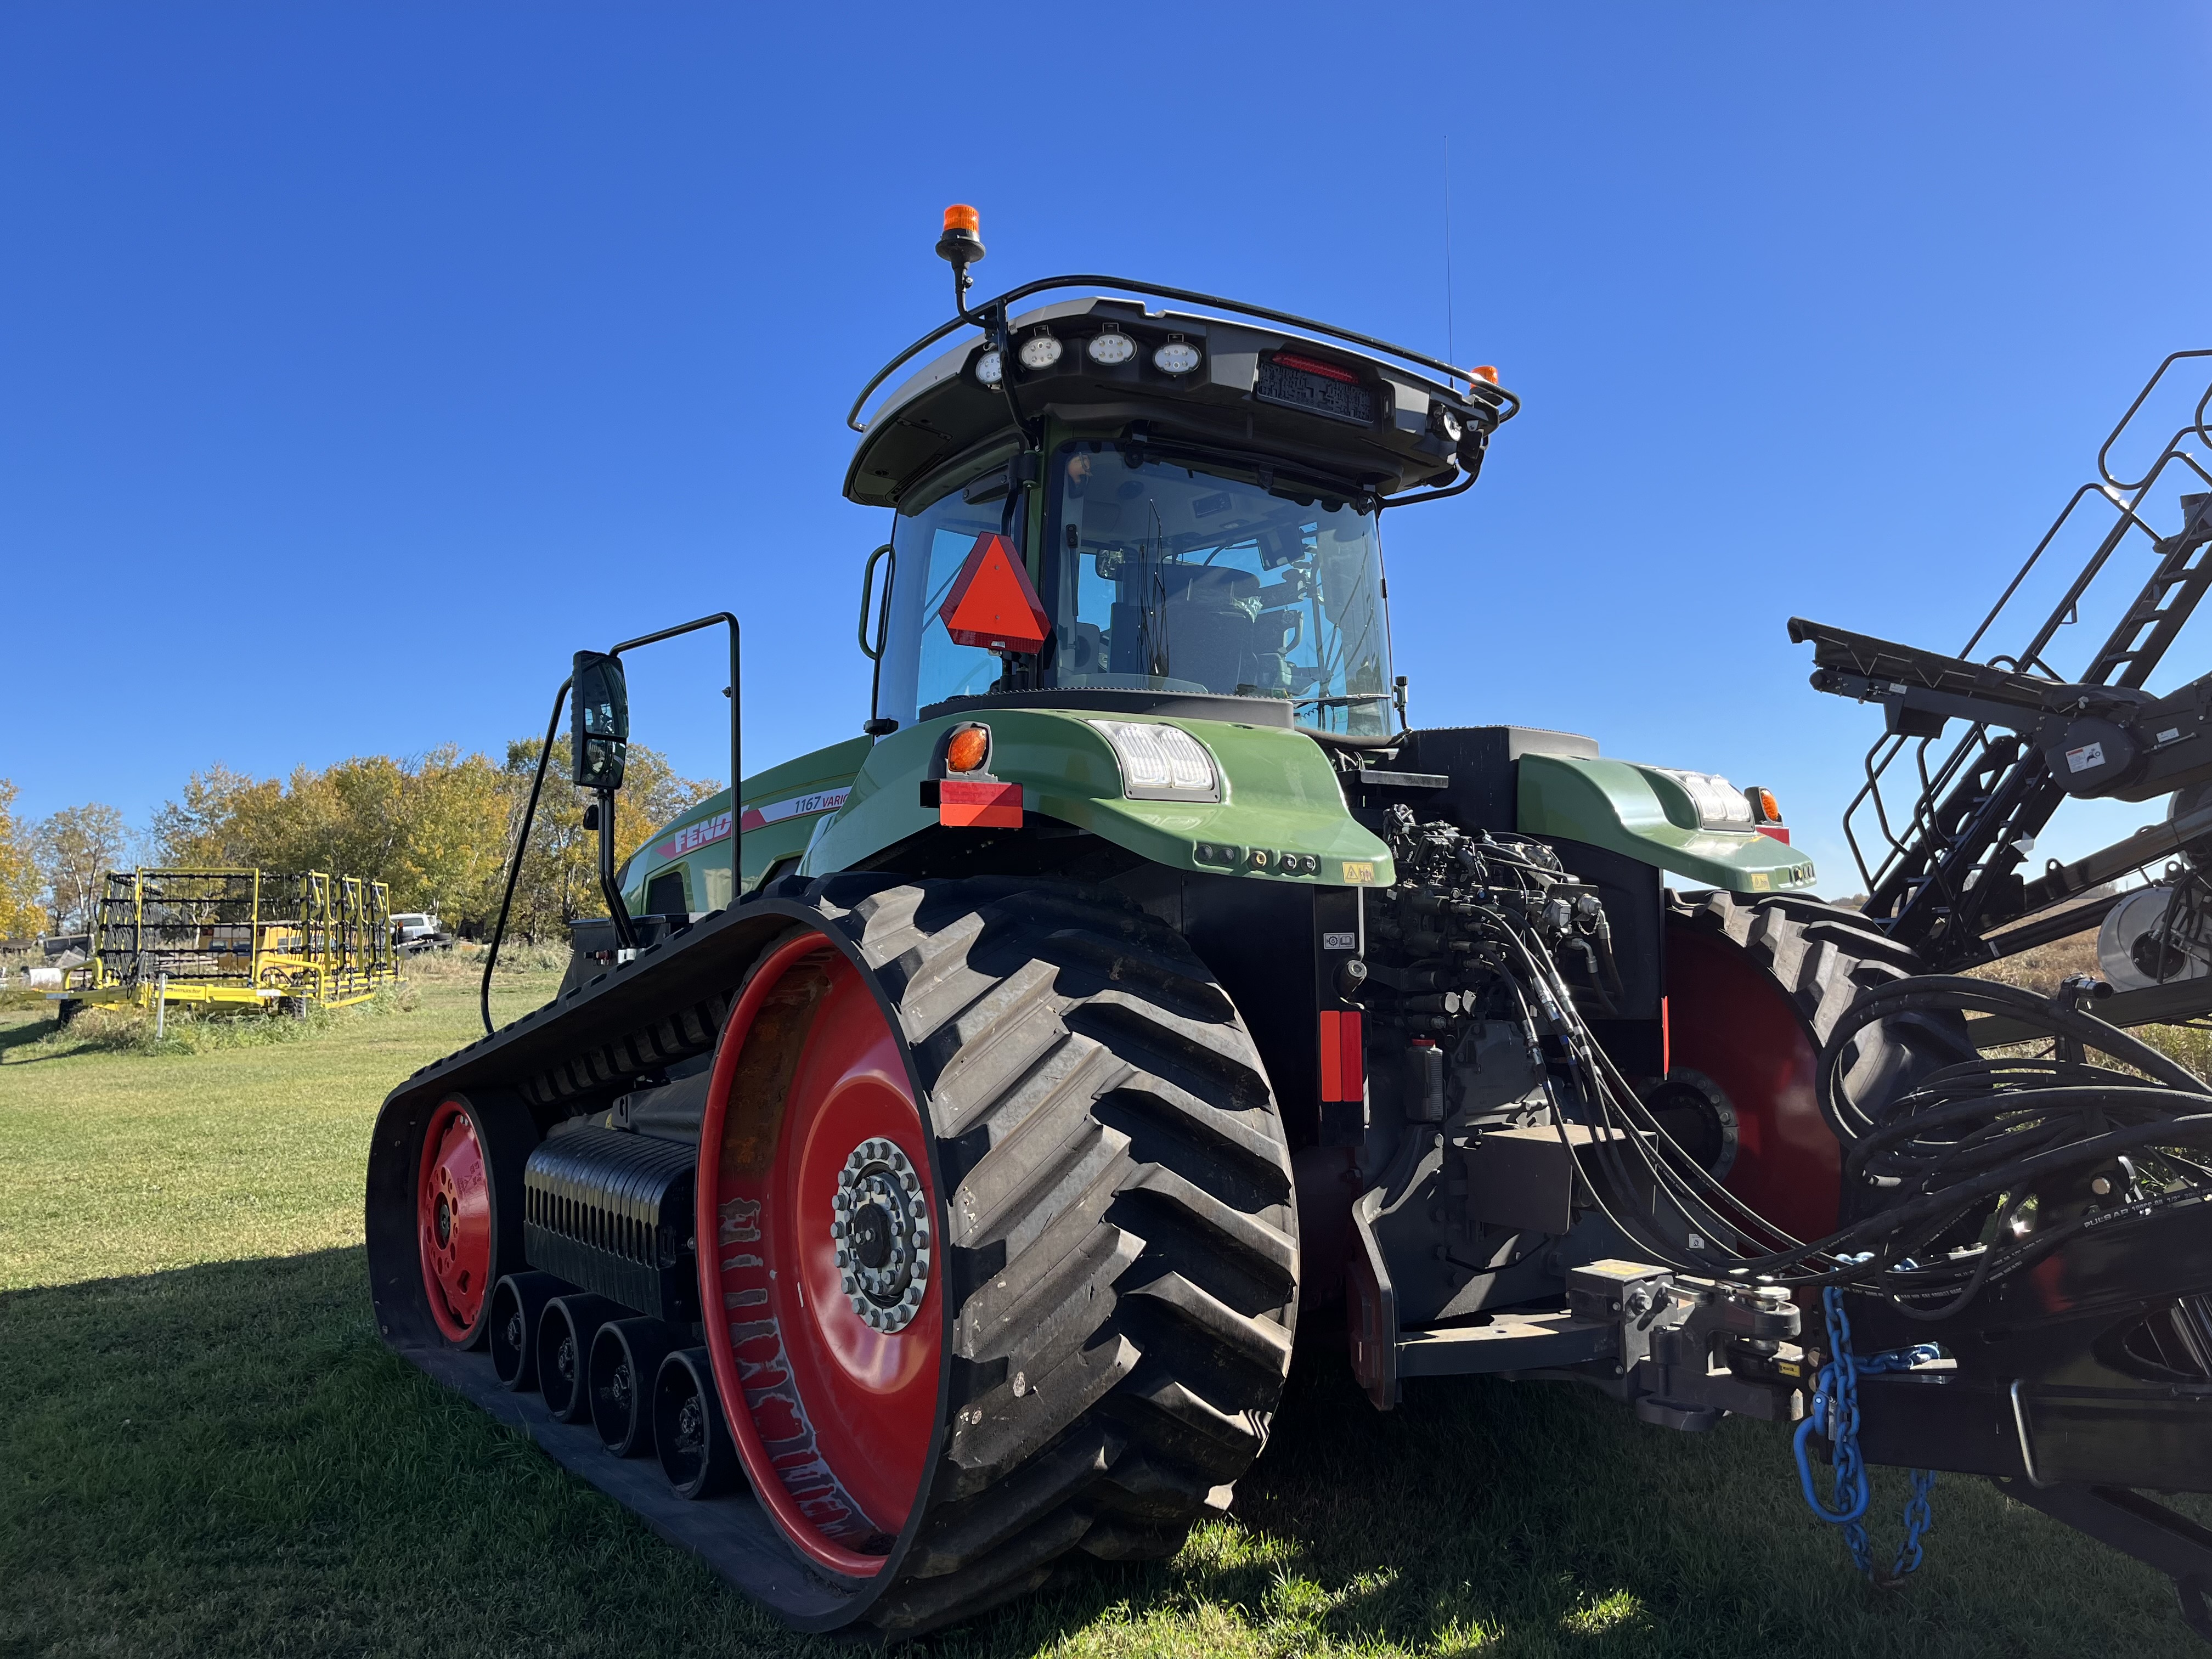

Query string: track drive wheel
1666 891 1968 1241
697 877 1299 1637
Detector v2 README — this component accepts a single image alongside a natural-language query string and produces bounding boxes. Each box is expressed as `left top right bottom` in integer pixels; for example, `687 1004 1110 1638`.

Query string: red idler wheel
417 1099 496 1342
697 932 940 1577
370 1087 533 1351
1664 924 1839 1242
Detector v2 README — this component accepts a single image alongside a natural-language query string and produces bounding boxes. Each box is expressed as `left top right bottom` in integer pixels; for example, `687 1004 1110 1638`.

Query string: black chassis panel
1105 865 1353 1151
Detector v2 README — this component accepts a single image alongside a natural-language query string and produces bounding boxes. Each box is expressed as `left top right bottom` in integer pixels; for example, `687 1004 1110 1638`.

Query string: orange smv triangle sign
937 533 1051 654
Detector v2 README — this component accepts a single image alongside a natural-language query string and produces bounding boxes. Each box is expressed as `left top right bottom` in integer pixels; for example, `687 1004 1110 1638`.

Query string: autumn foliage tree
35 803 134 932
152 740 716 940
492 737 718 942
0 781 45 939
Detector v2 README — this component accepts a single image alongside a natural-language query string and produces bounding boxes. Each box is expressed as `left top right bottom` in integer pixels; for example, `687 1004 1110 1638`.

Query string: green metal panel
803 709 1395 888
621 735 878 912
1516 753 1817 893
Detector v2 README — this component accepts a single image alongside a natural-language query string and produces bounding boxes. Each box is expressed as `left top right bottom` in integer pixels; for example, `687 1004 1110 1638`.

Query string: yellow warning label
1341 861 1376 885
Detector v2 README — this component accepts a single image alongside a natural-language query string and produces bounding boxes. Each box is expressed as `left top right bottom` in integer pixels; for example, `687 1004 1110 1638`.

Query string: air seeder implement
368 213 2212 1639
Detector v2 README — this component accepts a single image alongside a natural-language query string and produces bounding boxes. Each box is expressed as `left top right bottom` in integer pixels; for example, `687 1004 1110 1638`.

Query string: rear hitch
1567 1261 1809 1430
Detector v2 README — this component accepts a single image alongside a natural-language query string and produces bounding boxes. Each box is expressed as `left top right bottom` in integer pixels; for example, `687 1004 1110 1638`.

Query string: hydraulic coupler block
1568 1261 1808 1430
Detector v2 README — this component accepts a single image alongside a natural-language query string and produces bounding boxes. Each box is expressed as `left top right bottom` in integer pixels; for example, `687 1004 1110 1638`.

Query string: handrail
846 273 1520 435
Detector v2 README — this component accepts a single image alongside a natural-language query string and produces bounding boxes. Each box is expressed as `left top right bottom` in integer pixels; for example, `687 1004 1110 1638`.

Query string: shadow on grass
0 1011 69 1060
1 1255 2199 1659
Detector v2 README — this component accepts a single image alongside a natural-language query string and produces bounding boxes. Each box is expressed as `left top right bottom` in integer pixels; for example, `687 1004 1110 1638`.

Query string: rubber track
1673 890 1972 1131
793 873 1299 1638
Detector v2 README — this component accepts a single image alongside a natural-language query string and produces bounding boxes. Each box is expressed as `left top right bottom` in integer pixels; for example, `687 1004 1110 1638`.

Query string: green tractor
363 210 1997 1636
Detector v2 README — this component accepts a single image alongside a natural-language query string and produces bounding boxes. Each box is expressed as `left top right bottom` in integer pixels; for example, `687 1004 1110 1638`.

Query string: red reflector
1272 351 1359 384
938 532 1050 654
1756 825 1791 844
1318 1009 1365 1101
937 778 1022 828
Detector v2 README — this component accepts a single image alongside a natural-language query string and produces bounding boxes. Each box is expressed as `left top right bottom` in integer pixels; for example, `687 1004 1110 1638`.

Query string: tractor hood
845 296 1506 512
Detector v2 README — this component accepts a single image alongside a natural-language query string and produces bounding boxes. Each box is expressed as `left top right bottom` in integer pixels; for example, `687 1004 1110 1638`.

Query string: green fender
804 709 1395 888
1516 753 1816 893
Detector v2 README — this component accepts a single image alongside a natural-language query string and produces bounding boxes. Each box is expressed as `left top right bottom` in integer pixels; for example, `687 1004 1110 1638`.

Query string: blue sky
5 3 2210 893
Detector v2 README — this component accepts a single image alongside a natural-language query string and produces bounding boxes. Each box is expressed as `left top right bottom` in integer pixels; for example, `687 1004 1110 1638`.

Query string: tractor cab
847 282 1513 737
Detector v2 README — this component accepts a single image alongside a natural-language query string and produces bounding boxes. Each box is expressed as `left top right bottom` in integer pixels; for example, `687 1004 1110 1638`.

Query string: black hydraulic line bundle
1368 804 2212 1324
1523 935 2212 1318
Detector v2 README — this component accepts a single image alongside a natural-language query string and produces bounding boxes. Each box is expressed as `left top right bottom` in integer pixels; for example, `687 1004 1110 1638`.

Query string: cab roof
844 295 1508 512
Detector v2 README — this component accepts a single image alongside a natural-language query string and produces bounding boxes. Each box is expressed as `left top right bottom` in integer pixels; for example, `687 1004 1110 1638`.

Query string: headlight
1086 329 1135 365
1088 720 1221 802
1017 330 1062 370
974 348 1003 387
1429 403 1463 443
1654 768 1753 828
1153 337 1202 376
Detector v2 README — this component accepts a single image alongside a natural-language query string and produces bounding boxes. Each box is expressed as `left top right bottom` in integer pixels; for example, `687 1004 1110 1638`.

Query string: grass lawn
0 962 2202 1657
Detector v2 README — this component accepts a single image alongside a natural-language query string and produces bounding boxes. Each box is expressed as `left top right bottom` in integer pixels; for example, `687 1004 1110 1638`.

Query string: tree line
0 740 717 944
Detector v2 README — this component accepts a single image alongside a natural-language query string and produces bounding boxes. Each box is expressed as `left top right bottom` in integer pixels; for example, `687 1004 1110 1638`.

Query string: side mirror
571 651 629 790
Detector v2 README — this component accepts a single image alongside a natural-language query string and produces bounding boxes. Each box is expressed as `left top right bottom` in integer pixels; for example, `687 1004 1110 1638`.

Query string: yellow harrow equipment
63 867 398 1017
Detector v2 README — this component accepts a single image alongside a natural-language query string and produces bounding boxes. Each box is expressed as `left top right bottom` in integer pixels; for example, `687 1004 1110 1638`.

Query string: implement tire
1667 891 1970 1240
697 874 1298 1638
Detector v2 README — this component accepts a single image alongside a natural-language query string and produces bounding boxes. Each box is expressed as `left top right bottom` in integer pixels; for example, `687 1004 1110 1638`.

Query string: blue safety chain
1792 1285 1942 1584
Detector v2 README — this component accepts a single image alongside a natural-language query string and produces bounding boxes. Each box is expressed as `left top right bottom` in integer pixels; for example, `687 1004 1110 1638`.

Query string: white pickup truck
390 913 448 953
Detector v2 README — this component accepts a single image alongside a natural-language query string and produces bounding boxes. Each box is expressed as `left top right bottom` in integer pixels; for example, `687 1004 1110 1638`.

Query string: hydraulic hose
1522 943 2212 1313
481 679 569 1038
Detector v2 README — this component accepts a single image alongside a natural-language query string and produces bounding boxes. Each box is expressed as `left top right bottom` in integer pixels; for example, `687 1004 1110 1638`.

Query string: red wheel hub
417 1099 494 1341
1665 924 1841 1241
697 935 940 1577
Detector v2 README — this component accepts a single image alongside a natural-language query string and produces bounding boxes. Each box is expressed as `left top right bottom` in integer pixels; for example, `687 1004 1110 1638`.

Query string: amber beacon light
936 203 986 312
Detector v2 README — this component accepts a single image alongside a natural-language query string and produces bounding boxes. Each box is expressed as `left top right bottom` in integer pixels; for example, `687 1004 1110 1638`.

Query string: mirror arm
596 787 637 950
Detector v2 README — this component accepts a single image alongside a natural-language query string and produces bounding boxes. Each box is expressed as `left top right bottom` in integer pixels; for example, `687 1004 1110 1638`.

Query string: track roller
656 1347 737 1499
590 1317 676 1457
488 1271 566 1390
537 1293 623 1422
